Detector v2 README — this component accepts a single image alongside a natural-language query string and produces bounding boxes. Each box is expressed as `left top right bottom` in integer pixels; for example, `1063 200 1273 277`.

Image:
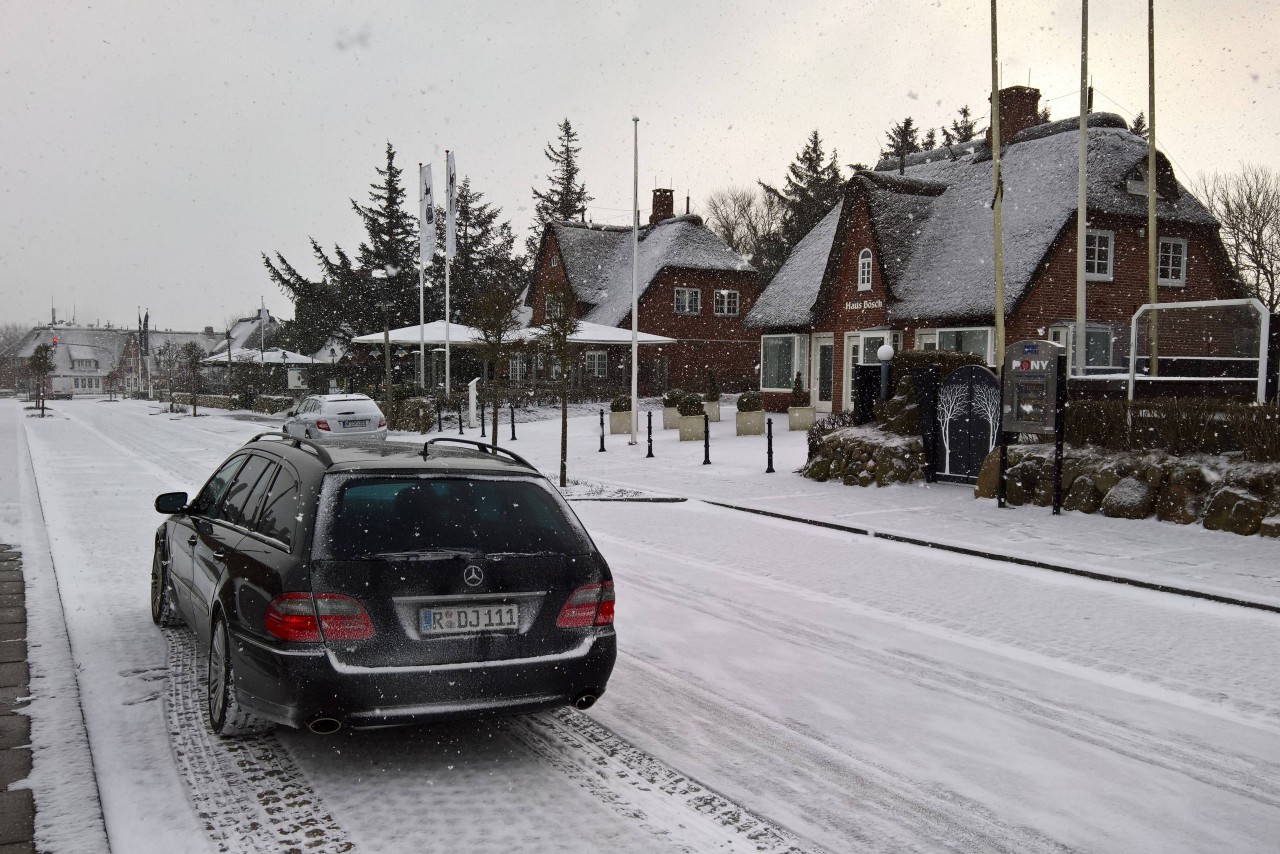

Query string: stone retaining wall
975 445 1280 538
802 427 927 487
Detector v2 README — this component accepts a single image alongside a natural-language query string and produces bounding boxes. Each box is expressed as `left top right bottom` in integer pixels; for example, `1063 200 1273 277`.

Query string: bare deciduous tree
703 186 783 270
936 384 966 476
0 322 28 356
1196 164 1280 312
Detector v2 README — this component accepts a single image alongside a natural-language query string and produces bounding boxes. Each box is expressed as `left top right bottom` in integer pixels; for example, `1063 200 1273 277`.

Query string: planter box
736 410 765 436
702 401 721 422
609 411 632 435
788 406 816 431
662 406 679 429
678 414 706 441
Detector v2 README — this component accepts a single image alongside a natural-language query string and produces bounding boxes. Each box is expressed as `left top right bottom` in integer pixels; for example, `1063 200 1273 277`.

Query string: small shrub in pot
790 372 809 408
610 395 631 413
737 390 763 412
662 388 685 409
677 393 706 417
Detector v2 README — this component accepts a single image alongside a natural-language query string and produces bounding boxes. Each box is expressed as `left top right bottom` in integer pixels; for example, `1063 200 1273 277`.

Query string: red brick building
746 87 1244 412
526 189 764 393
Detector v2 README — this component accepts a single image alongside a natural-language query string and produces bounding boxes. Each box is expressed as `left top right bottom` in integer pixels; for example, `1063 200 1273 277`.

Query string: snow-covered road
5 399 1280 852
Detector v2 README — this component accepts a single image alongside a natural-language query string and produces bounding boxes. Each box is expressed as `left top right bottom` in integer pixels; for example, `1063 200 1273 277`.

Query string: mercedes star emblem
463 565 484 587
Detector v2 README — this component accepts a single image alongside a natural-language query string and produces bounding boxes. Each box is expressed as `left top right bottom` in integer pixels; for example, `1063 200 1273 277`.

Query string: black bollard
479 399 486 438
437 400 444 434
702 411 711 465
599 408 606 452
457 401 464 435
766 417 775 473
646 411 654 458
510 403 517 441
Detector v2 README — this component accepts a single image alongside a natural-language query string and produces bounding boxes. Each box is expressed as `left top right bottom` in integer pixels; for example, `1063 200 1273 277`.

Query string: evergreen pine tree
757 130 844 278
921 128 938 151
527 119 592 257
1130 111 1148 139
427 178 526 326
941 105 978 145
882 117 921 175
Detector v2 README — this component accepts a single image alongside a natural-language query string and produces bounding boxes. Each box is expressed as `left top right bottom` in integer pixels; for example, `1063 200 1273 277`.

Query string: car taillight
315 420 331 431
556 582 615 628
265 593 374 642
377 417 387 428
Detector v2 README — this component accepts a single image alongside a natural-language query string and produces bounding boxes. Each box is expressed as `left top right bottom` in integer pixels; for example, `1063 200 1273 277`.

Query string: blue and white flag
445 150 457 261
419 162 436 268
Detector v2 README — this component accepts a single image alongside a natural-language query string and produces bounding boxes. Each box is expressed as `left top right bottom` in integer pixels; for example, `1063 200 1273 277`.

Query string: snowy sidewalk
482 411 1280 609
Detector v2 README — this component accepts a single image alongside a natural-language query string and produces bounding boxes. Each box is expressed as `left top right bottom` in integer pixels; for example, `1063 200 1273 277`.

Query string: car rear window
314 475 590 559
324 399 381 415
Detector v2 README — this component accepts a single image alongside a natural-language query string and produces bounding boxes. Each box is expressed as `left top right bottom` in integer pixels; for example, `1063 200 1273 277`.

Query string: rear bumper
230 628 616 729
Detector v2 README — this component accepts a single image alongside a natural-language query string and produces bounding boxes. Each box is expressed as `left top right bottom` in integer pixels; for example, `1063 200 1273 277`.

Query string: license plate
421 604 520 635
341 419 369 428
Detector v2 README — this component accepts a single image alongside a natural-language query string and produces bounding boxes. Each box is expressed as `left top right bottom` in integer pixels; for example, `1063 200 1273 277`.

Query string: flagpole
419 162 426 389
1146 0 1159 377
990 0 1005 376
1075 0 1089 378
445 150 456 393
630 116 639 445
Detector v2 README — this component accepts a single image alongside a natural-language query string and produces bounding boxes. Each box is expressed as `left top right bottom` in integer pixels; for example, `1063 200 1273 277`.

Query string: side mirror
286 410 296 417
154 492 188 514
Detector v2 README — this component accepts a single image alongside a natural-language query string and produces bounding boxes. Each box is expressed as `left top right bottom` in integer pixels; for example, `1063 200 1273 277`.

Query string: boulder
974 450 1001 499
1063 475 1101 514
873 446 910 486
806 459 831 482
1203 487 1266 536
1101 477 1155 520
1005 477 1028 507
1032 475 1056 507
1143 465 1165 489
1154 484 1201 525
1094 466 1123 495
857 470 873 487
1260 517 1280 539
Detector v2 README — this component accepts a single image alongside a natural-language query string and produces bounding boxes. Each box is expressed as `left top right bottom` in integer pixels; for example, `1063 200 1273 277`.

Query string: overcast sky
2 0 1276 332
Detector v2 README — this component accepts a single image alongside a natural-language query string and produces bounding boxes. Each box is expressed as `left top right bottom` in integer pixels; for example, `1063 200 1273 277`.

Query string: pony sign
999 340 1068 514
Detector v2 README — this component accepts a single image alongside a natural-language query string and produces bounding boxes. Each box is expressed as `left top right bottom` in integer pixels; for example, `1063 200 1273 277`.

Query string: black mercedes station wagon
151 435 616 736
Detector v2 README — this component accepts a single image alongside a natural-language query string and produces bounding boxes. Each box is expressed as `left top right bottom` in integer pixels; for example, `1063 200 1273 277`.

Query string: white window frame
917 326 995 364
760 334 808 392
508 353 526 384
674 287 701 315
713 289 740 316
1158 237 1187 287
857 249 873 291
1085 229 1114 282
1049 322 1116 369
584 350 608 378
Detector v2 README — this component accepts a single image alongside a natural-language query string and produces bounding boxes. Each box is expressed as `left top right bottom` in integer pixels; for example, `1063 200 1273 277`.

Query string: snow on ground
7 398 1280 852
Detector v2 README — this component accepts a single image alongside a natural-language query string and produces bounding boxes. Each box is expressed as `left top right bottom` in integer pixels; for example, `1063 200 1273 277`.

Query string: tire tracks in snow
598 529 1280 848
507 709 825 854
163 627 355 854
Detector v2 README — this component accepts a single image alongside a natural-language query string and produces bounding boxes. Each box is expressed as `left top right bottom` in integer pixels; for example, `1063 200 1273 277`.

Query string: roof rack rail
249 431 333 466
422 438 536 470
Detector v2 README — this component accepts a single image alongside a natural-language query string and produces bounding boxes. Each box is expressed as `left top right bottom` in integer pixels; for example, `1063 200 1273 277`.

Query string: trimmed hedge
610 395 631 413
888 350 985 390
1065 398 1280 462
662 388 685 408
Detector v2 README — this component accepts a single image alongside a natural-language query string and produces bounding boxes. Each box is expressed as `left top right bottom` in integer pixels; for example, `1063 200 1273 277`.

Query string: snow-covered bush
676 393 705 417
610 395 631 413
736 390 763 412
662 388 685 408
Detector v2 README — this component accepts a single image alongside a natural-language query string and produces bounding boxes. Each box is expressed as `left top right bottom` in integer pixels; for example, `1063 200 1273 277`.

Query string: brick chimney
986 85 1042 148
649 188 674 225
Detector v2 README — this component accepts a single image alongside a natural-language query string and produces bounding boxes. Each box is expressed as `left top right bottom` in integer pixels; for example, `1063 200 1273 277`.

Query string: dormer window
857 249 873 291
550 253 560 268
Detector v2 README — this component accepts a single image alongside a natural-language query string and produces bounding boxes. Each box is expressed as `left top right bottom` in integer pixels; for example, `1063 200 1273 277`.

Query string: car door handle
212 549 226 560
187 535 198 547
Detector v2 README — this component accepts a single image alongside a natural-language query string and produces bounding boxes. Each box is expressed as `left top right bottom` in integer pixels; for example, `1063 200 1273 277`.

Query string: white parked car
282 394 388 442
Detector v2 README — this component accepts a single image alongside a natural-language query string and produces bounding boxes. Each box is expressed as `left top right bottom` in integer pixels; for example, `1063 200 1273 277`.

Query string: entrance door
811 334 834 413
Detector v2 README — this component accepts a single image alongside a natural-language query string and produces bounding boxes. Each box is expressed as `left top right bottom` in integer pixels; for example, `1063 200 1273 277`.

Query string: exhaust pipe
573 694 597 710
307 716 343 735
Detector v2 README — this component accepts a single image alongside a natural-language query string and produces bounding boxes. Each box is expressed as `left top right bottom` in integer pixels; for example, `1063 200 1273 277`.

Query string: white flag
445 150 457 261
258 297 268 324
419 163 436 268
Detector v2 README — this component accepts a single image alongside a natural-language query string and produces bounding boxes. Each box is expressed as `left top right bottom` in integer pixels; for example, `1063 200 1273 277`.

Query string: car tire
150 548 182 628
304 429 313 440
207 615 271 737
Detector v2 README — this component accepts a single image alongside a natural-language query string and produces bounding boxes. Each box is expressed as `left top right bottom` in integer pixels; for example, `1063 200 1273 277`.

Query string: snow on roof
888 116 1216 322
10 326 128 372
744 201 843 328
551 216 755 328
749 114 1221 330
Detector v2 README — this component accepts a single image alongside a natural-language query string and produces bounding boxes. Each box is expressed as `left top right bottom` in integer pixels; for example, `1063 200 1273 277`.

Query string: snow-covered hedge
1066 399 1280 462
